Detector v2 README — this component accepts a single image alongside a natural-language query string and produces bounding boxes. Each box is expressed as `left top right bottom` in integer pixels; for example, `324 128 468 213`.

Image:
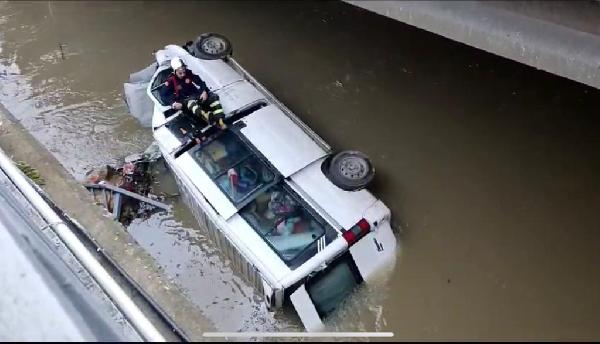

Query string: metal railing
0 147 166 342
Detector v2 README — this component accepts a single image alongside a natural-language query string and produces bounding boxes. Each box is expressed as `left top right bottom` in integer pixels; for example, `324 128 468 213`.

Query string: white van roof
239 105 327 177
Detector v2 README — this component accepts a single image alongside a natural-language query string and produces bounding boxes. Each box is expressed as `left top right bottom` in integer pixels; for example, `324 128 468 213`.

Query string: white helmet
170 57 184 70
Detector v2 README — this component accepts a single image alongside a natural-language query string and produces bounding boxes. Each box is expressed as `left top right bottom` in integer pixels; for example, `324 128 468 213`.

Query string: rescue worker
160 57 227 129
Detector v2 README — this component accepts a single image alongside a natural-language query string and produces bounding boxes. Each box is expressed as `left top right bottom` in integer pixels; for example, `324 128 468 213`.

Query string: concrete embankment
345 0 600 90
0 104 215 341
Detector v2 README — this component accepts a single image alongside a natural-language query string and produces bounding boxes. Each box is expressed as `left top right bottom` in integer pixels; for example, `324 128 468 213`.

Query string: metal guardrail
0 147 167 342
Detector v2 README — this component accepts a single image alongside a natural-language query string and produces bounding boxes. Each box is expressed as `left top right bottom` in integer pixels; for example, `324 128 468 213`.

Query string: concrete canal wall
0 104 215 341
345 0 600 90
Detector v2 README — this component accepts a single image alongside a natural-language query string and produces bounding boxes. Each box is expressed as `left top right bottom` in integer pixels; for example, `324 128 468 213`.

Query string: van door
290 253 363 331
289 285 325 332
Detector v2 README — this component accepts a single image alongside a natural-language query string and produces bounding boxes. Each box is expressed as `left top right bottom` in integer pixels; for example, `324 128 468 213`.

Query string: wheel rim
201 36 227 55
338 156 370 180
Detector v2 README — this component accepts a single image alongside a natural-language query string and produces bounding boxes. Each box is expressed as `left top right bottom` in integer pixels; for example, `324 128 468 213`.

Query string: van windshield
240 183 338 269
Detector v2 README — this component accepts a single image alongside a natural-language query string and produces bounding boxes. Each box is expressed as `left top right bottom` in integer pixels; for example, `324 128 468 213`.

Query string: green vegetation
14 160 46 185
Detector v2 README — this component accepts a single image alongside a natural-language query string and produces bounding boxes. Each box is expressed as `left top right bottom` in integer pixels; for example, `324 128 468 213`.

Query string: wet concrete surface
1 0 600 340
0 104 212 341
0 161 142 342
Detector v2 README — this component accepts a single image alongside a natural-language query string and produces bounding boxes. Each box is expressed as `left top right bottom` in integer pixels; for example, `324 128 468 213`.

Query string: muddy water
1 0 600 340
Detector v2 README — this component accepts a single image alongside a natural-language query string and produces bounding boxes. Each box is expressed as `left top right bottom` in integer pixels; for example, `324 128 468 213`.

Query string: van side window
240 184 338 269
192 131 251 177
190 131 277 205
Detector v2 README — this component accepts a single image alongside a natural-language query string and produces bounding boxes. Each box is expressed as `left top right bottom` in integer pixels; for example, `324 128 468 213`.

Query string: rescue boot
207 97 226 129
208 111 227 130
217 118 227 130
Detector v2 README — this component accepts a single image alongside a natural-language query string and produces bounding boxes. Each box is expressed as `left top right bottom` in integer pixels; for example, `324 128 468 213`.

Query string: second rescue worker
161 57 227 129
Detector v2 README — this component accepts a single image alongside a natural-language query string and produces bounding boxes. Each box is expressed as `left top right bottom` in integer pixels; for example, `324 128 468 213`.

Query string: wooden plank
85 182 170 211
113 192 123 220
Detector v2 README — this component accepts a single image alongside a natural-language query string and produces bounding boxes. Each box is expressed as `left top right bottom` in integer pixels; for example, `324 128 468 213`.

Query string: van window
213 155 276 203
151 68 172 106
191 131 251 177
190 131 277 205
240 183 338 269
305 254 362 318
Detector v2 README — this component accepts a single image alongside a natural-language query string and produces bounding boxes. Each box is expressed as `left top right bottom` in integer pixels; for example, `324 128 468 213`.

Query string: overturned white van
144 33 397 331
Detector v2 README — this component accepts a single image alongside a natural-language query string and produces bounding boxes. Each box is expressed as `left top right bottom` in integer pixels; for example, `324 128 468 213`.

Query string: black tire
192 33 233 60
324 151 375 191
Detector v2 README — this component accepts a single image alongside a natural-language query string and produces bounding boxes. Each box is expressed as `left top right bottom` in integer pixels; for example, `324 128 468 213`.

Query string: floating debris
84 144 170 226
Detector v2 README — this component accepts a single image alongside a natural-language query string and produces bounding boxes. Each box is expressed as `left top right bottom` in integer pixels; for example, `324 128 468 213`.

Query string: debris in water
84 144 170 226
58 43 66 60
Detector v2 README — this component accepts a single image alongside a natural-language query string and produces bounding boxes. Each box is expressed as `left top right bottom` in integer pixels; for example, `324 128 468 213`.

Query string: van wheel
325 151 375 191
192 33 233 60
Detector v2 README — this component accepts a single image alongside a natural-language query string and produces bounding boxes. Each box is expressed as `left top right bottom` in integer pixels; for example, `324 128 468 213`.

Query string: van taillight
342 218 371 246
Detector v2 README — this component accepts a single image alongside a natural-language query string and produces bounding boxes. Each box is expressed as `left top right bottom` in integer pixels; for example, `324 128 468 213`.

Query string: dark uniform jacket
160 70 209 105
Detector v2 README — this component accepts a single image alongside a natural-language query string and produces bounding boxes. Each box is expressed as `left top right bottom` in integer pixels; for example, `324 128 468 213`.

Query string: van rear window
305 254 362 319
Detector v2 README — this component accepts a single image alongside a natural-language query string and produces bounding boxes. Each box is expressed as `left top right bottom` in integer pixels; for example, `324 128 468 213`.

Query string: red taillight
342 230 356 244
357 218 370 231
342 218 371 246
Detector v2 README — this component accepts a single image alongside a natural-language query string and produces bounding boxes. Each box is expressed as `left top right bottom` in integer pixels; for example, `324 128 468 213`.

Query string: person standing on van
161 57 227 129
